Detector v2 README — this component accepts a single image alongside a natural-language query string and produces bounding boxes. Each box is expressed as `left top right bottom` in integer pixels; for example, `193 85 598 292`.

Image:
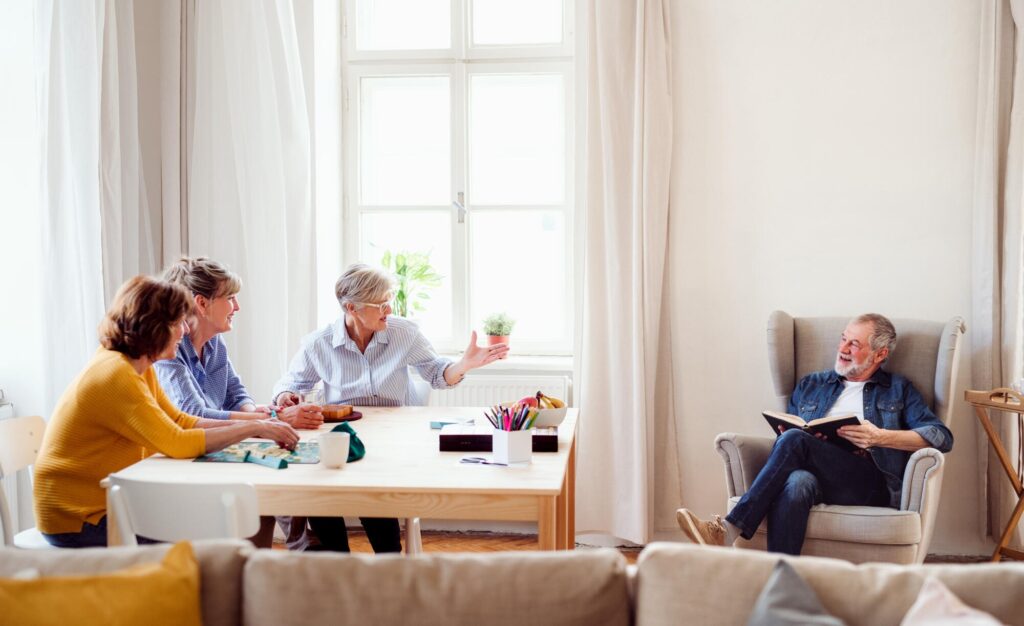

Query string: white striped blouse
272 316 454 407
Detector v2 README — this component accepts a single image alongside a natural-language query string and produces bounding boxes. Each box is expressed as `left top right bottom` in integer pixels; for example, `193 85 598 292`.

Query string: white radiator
428 375 571 408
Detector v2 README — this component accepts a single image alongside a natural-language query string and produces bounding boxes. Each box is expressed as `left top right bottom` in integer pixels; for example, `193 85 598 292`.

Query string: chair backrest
107 474 259 547
0 415 45 546
767 311 966 425
0 415 45 478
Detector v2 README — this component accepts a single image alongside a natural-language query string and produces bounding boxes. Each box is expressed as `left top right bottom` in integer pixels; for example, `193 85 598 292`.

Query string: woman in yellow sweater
33 275 299 548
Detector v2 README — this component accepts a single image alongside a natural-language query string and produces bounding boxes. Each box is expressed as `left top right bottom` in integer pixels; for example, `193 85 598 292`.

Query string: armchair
714 311 965 564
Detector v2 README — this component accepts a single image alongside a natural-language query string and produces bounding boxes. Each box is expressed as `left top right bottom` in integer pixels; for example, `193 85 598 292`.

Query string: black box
439 424 559 453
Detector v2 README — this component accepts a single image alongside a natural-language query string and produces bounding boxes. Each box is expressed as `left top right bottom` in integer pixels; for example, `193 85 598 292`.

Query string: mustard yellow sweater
34 348 207 534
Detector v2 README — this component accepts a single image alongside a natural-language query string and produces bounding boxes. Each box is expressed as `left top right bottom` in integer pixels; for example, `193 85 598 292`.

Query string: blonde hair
163 257 242 300
334 263 395 309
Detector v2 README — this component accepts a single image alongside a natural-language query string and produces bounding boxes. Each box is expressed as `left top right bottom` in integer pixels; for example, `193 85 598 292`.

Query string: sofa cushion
728 497 922 544
0 539 251 626
0 541 201 626
243 549 630 626
635 543 1024 626
746 560 843 626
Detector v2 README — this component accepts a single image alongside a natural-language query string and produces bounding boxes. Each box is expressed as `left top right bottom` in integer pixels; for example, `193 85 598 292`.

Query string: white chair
0 415 53 549
107 474 259 547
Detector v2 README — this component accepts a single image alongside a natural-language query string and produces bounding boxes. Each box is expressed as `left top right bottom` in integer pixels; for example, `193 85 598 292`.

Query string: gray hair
851 313 897 357
334 263 395 309
163 256 242 300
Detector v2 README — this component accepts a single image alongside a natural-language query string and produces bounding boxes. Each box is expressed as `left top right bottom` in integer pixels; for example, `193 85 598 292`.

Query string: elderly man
677 313 953 555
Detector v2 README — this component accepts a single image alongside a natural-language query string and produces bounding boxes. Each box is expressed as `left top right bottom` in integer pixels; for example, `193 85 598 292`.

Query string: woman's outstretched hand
443 331 510 385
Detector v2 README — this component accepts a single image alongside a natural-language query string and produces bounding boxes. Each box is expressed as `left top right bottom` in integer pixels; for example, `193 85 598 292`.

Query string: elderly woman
154 257 323 428
34 275 298 548
271 263 508 552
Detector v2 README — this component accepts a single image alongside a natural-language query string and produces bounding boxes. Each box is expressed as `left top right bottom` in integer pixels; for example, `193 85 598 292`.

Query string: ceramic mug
319 432 350 469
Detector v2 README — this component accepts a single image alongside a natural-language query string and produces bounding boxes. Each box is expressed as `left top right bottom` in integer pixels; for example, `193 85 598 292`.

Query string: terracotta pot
486 334 510 358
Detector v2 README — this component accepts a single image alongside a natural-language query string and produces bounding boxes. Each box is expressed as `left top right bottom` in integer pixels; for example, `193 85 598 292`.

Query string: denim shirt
788 368 954 508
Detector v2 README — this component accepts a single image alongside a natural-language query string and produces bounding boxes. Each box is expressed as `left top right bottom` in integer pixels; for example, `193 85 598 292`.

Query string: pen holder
492 429 532 464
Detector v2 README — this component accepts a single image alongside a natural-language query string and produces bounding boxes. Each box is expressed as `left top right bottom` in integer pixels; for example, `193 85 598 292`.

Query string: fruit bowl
498 403 568 428
532 407 567 428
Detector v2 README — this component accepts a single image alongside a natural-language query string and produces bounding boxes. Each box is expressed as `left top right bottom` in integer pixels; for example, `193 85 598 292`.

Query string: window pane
360 76 450 206
469 210 567 344
471 0 563 46
355 0 450 51
469 74 564 205
361 211 452 342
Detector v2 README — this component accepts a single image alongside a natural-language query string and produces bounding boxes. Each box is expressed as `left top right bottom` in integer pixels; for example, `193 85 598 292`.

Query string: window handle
454 192 466 224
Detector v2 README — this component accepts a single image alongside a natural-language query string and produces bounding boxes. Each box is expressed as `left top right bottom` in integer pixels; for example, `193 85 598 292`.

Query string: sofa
1 540 1023 626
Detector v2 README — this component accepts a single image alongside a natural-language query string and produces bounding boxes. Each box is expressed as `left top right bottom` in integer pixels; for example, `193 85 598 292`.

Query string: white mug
319 432 350 469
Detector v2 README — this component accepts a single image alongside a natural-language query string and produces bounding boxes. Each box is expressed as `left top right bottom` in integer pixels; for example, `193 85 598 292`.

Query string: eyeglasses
351 300 392 313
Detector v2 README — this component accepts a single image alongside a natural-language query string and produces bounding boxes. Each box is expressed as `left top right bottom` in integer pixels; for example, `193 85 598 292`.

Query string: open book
762 411 863 453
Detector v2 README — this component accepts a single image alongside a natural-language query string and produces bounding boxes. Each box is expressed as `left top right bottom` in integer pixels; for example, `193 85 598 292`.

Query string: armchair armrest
899 447 945 512
714 433 774 498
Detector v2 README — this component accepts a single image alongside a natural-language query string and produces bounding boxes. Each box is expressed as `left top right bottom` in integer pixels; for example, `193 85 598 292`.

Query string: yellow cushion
0 541 202 626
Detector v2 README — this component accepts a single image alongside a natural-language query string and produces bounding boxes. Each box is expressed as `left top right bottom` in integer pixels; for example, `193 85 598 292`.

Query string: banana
536 392 565 409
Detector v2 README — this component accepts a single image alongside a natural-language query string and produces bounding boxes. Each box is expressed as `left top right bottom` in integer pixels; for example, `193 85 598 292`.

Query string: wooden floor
279 531 1007 565
276 530 642 564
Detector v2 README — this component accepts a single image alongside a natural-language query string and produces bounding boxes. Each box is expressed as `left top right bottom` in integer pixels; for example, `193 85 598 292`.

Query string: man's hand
256 419 300 450
277 403 324 430
276 391 300 407
838 422 884 449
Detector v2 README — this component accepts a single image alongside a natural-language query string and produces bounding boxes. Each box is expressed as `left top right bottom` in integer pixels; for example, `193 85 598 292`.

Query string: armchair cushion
727 499 922 545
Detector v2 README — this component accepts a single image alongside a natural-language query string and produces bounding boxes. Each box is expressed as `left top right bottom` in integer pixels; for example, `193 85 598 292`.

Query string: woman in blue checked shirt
155 257 325 549
155 257 324 428
271 263 510 553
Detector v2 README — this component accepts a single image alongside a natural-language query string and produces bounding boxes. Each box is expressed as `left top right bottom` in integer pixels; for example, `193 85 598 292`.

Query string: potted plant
482 313 515 351
380 250 442 318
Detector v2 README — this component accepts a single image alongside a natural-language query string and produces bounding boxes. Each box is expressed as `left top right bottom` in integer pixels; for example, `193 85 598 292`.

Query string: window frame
342 1 575 355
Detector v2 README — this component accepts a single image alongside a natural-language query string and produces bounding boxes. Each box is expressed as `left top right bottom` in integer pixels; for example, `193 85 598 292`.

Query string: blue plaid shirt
789 368 954 508
272 316 454 406
154 334 254 420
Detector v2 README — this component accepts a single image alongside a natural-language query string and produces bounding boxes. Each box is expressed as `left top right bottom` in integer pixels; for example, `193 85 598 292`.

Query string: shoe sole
676 509 707 545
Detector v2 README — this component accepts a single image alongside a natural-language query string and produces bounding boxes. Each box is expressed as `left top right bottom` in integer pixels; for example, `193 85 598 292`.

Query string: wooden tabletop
116 406 579 497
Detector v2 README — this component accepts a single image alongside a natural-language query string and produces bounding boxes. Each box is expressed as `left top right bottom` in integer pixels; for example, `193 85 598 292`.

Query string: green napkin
331 422 365 463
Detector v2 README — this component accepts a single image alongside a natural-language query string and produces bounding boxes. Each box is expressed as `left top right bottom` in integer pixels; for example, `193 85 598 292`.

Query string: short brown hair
163 256 242 300
98 276 192 359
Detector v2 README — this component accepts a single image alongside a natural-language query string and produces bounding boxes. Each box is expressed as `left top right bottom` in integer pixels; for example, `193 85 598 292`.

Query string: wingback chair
714 311 966 564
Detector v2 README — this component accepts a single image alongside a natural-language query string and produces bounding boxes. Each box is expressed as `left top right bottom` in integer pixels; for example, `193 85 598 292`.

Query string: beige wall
668 0 987 554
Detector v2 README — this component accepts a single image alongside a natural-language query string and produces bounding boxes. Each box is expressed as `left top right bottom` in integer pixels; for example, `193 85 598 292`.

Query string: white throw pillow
900 577 1005 626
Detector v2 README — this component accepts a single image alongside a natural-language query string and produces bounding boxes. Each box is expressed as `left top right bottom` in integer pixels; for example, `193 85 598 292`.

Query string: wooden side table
965 388 1024 562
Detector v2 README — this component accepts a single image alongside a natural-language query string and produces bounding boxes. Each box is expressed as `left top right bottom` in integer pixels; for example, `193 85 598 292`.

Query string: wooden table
965 389 1024 562
107 406 578 550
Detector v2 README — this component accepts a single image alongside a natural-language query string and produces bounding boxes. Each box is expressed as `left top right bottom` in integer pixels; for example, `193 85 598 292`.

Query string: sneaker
676 509 726 546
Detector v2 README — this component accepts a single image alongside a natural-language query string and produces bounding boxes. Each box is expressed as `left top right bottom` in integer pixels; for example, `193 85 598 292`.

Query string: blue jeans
42 516 159 548
725 429 890 555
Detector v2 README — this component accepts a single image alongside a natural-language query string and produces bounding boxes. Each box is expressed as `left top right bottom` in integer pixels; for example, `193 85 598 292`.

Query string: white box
492 429 532 464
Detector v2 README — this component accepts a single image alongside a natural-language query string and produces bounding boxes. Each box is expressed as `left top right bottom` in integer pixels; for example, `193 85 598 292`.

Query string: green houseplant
380 250 442 318
482 313 515 350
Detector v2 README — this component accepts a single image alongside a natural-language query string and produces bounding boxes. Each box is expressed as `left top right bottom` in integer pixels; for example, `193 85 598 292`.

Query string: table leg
105 486 121 547
556 475 568 550
538 496 557 550
974 406 1024 494
568 436 576 550
992 492 1024 562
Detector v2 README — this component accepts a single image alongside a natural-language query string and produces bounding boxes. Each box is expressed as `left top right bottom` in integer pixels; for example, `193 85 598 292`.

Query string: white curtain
188 0 315 401
576 0 679 544
36 0 165 398
972 0 1024 549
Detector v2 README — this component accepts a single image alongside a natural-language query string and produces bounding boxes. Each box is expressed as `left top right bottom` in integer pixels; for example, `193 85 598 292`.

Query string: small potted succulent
482 313 515 352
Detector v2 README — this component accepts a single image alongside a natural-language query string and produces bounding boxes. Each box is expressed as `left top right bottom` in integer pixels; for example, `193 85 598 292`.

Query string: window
343 0 574 354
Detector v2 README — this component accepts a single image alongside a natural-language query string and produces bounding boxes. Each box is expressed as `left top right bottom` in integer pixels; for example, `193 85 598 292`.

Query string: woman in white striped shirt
271 263 509 552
